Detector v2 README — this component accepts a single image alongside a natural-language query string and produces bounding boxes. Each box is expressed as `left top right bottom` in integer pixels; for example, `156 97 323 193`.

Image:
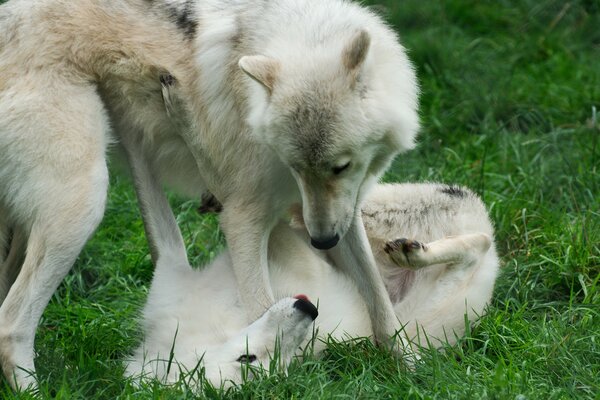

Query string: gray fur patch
343 30 370 71
285 89 338 167
168 1 197 39
146 0 198 39
439 185 467 198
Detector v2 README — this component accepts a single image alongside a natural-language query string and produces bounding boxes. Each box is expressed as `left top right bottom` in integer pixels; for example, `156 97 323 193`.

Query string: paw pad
384 238 424 255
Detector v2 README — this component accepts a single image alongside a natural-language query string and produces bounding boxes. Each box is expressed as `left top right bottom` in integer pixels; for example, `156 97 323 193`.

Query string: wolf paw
384 238 427 269
198 192 223 214
374 331 421 369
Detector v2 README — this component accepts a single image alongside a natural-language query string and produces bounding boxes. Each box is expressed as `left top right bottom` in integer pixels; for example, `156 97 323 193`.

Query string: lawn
1 0 599 398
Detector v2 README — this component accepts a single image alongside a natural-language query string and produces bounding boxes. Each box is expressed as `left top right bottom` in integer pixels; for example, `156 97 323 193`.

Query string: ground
1 0 599 398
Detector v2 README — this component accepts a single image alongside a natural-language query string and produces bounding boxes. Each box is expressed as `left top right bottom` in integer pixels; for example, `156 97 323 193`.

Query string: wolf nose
310 234 340 250
293 298 318 321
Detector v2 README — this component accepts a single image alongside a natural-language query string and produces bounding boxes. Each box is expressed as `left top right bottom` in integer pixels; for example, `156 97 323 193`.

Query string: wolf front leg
220 201 277 321
328 214 407 351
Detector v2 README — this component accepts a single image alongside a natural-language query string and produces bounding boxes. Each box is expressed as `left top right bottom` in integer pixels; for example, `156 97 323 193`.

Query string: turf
1 0 599 398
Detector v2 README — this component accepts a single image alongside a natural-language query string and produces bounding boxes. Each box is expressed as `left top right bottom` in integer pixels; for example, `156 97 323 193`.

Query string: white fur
127 182 499 387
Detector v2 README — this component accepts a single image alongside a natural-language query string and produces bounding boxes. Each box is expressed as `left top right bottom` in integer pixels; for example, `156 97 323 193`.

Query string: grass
2 0 599 398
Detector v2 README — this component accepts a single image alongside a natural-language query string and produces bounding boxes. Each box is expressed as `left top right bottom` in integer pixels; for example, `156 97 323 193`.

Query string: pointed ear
342 30 371 77
239 55 280 95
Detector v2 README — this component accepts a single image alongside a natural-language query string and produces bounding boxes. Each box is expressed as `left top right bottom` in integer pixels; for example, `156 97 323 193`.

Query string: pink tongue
294 294 309 302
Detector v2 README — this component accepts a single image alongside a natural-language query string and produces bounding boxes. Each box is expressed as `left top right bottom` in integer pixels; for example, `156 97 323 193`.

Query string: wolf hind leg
121 133 188 269
0 215 8 264
0 227 26 306
384 233 492 270
391 233 498 348
0 166 108 390
0 78 110 390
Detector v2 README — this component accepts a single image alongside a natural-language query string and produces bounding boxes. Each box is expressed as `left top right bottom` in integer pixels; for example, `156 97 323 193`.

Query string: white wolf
125 145 499 386
0 0 419 388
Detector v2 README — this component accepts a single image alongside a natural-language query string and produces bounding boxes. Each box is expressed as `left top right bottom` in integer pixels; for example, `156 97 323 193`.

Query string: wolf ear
342 30 371 74
239 55 280 95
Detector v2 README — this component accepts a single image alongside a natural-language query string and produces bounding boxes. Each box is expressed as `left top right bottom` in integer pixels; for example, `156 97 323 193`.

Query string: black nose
310 234 340 250
293 298 318 321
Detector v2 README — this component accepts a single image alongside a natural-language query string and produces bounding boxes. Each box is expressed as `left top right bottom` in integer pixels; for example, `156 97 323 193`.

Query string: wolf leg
0 215 8 264
388 233 498 347
0 165 108 390
220 202 276 321
0 228 26 306
121 135 189 268
384 233 492 270
0 79 110 390
328 214 409 352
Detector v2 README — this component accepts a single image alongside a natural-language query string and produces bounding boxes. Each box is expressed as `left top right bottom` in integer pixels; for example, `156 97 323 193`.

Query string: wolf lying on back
0 0 418 388
126 150 499 386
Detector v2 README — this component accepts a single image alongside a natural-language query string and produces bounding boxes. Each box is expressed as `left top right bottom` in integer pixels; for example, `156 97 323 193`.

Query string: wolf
124 146 499 386
0 0 419 388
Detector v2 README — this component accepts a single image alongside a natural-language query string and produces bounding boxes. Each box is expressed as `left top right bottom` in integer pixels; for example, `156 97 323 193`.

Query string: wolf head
202 297 315 385
240 29 419 249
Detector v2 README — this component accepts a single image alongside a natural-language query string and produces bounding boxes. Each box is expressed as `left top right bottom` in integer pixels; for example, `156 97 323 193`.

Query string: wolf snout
292 297 318 321
310 234 340 250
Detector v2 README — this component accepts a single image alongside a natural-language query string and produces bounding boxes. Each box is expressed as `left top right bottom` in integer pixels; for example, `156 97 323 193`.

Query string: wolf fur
125 154 499 386
0 0 419 388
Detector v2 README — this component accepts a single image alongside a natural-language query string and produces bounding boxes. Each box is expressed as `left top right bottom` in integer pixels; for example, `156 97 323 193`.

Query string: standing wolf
0 0 419 388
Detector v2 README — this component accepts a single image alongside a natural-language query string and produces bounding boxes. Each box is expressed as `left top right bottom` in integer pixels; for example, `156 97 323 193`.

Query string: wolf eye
332 162 350 175
236 354 257 363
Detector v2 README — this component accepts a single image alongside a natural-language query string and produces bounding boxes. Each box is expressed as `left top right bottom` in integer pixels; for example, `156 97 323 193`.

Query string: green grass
2 0 599 398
